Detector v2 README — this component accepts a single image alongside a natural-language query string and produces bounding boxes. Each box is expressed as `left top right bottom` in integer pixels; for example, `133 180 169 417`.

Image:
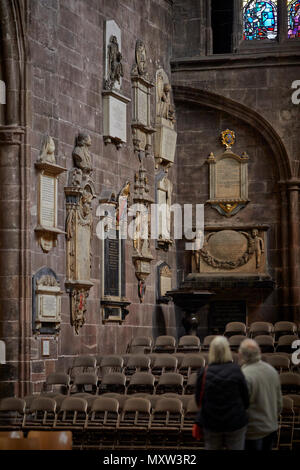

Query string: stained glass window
243 1 277 40
288 1 300 38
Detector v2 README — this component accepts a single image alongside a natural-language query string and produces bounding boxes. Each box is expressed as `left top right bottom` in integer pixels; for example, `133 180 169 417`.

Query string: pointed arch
173 85 291 181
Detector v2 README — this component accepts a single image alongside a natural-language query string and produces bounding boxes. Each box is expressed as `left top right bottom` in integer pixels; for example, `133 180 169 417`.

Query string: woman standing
195 336 249 450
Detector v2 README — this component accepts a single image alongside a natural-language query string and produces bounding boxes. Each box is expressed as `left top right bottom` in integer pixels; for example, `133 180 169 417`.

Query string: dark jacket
195 362 249 433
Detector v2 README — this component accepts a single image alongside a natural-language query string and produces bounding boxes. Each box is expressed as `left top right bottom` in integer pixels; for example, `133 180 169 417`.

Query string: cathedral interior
0 0 300 452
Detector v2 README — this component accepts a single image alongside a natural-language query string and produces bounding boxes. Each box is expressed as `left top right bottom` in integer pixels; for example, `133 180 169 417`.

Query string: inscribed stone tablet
109 95 127 142
161 125 177 163
137 87 148 126
104 238 120 297
216 158 241 199
207 230 248 262
160 275 172 297
40 174 55 227
77 225 91 280
40 295 57 318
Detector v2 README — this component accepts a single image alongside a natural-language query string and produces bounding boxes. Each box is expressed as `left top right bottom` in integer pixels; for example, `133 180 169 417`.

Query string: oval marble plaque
207 230 248 262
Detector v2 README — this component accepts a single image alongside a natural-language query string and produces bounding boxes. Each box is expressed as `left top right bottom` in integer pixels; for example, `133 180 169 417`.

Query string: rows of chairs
1 394 300 450
125 323 300 356
0 394 201 449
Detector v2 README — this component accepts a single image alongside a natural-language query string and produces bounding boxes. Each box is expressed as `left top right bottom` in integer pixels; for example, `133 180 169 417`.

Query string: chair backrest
127 372 156 394
153 335 176 352
127 336 153 353
126 355 151 371
281 396 294 414
180 354 205 370
152 354 178 370
153 397 183 421
156 373 184 394
91 397 119 413
60 396 88 413
274 322 298 341
0 397 25 413
99 372 126 394
123 397 151 414
249 322 274 337
229 335 247 349
265 354 290 372
100 355 124 369
255 335 275 352
27 430 72 450
128 372 156 386
224 322 246 336
30 396 57 413
177 336 200 351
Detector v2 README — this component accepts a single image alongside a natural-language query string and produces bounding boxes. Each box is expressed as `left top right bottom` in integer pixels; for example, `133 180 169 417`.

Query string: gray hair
239 338 261 363
208 336 233 364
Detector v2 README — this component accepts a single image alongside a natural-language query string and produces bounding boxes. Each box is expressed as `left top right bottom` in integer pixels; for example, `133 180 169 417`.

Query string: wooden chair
126 336 153 354
249 321 274 338
98 372 127 394
149 397 183 449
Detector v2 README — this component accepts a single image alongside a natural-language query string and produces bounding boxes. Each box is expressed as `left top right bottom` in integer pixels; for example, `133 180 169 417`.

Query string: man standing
239 338 283 450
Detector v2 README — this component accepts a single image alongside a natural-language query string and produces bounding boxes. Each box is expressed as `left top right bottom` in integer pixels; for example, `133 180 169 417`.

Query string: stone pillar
287 179 300 322
279 185 290 320
0 125 27 398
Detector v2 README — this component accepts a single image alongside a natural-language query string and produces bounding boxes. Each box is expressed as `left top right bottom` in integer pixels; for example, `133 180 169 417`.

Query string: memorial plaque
216 158 241 199
209 301 246 335
40 174 56 228
160 274 172 298
207 230 248 262
77 225 91 281
103 93 129 144
137 87 148 126
104 237 120 297
160 125 177 163
40 295 57 318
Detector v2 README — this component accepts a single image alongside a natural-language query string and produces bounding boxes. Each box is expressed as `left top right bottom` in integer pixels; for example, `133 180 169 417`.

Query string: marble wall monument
206 130 249 217
100 184 130 323
192 227 267 274
131 39 156 159
154 68 177 171
132 163 154 302
65 133 96 334
102 20 131 149
32 267 63 335
35 135 67 252
155 170 173 250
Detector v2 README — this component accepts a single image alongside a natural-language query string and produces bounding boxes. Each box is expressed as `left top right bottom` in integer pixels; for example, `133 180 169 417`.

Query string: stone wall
27 0 176 393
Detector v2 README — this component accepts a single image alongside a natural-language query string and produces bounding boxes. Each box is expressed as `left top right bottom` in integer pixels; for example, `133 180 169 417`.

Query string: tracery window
243 1 278 40
288 0 300 38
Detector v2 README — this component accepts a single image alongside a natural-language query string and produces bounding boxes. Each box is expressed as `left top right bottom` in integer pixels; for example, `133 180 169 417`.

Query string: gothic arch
173 85 292 181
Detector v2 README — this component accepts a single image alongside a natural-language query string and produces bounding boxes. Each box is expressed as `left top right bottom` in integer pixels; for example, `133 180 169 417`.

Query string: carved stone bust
38 135 56 164
72 133 92 174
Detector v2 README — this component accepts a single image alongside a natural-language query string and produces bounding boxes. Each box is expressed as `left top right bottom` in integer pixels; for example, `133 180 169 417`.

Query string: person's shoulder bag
192 365 207 441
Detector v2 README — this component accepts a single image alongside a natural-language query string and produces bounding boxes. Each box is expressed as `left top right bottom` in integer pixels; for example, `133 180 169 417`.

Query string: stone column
287 179 300 322
0 125 28 398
